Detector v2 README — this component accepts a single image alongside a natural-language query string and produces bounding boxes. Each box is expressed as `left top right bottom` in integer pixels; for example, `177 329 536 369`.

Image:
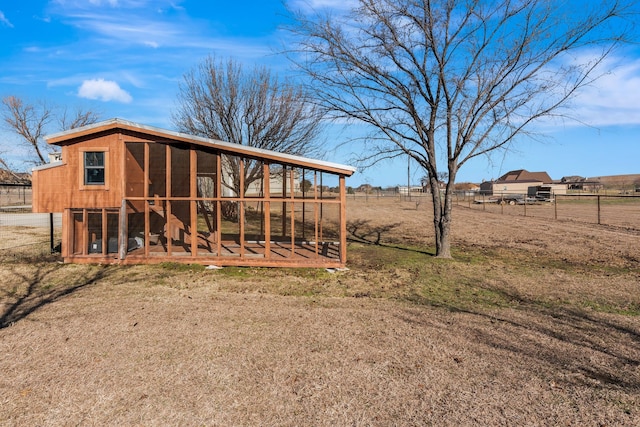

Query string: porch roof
45 118 356 176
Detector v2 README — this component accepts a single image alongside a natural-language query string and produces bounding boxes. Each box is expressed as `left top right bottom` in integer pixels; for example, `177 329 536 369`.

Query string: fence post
554 195 558 220
50 213 54 253
597 195 601 225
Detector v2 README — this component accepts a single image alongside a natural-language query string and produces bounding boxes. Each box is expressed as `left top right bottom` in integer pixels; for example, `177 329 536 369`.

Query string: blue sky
1 0 639 187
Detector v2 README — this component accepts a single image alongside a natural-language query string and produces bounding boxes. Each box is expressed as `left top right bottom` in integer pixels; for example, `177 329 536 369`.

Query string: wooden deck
65 237 343 267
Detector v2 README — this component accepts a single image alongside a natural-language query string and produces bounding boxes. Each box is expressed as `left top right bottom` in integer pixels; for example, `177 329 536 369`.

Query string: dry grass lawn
1 197 639 426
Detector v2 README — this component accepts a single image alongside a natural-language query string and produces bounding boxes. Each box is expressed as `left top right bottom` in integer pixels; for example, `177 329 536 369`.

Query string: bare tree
1 96 101 167
172 56 324 197
289 0 634 258
2 96 53 165
59 107 101 131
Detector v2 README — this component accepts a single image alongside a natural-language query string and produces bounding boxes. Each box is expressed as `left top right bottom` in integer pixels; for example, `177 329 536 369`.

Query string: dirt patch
1 198 639 425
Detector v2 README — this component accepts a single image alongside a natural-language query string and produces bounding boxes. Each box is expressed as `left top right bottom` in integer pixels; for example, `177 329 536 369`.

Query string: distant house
31 118 355 267
480 169 566 196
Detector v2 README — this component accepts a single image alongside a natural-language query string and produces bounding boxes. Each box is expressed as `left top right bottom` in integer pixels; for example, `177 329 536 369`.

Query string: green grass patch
159 262 206 272
580 300 640 316
346 241 640 316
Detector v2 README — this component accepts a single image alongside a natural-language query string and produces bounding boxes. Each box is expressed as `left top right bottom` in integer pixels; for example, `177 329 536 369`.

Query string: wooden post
339 175 347 265
282 167 287 239
314 171 319 256
301 169 306 241
61 209 70 258
319 173 324 243
102 208 108 255
239 158 245 259
144 143 150 257
82 209 88 256
165 145 172 256
215 153 222 257
290 167 295 258
190 148 198 256
49 213 55 254
597 195 601 225
119 200 127 260
263 163 271 259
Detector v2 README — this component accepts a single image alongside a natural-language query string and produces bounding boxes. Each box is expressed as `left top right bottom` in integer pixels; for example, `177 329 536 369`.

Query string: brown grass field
1 197 639 426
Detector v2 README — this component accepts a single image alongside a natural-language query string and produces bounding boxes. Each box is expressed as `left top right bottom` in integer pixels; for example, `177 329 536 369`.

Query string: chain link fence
345 190 640 231
455 192 640 231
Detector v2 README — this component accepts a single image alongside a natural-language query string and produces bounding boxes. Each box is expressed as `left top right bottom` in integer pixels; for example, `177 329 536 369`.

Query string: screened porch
65 140 348 267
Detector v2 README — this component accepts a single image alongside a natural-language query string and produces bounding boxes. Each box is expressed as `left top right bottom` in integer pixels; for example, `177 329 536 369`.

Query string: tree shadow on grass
347 219 434 256
403 287 640 391
0 258 110 329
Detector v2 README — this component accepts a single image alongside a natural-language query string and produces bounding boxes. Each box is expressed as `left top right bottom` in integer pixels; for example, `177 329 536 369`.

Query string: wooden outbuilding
32 119 356 267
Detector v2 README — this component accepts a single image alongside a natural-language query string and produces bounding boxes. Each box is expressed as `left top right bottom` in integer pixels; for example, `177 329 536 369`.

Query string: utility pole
407 154 411 202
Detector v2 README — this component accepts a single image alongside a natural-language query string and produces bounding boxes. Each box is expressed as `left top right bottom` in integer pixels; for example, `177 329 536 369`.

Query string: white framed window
79 148 109 190
84 151 105 185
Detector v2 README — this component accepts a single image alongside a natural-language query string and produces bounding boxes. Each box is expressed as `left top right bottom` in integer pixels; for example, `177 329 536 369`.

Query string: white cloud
54 0 170 10
288 0 357 12
0 11 14 28
567 55 640 127
70 16 178 48
78 78 132 103
89 0 119 6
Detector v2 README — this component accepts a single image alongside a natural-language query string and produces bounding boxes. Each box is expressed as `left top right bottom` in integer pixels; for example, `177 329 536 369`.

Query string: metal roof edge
32 161 64 172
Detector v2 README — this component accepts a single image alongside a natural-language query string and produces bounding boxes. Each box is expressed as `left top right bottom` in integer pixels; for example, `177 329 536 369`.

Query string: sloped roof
496 169 552 183
44 118 356 176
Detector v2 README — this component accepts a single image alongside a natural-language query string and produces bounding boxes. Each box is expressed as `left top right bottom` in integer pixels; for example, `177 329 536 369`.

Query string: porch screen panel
170 146 190 198
72 211 83 255
220 200 241 257
125 143 145 198
267 164 285 198
87 211 103 254
126 202 145 254
196 149 217 255
148 143 166 198
221 154 240 198
293 167 312 242
106 211 119 253
243 201 266 259
196 203 217 256
168 200 191 255
244 159 264 197
196 150 217 199
269 201 294 258
318 202 341 260
148 200 168 256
